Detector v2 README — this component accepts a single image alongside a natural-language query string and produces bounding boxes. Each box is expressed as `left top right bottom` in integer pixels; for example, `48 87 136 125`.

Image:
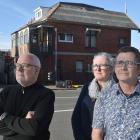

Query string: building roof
47 2 139 30
12 2 140 33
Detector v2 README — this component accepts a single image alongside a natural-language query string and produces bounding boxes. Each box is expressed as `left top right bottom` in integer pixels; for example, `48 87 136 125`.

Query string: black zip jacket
0 83 55 140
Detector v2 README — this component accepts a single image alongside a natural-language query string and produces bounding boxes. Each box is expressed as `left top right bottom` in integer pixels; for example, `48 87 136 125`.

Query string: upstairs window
58 33 73 43
85 30 97 48
12 34 16 48
24 29 29 44
119 37 127 45
43 30 52 47
19 32 24 45
35 10 42 20
17 35 20 46
75 61 83 72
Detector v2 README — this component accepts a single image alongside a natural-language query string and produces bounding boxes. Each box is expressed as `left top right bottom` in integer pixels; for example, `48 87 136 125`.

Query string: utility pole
125 0 127 14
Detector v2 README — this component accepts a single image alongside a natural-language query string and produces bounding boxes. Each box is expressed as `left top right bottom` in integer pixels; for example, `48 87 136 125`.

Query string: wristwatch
0 112 8 121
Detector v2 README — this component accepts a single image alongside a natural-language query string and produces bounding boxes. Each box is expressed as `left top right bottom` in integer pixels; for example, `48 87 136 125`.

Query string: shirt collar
115 82 140 96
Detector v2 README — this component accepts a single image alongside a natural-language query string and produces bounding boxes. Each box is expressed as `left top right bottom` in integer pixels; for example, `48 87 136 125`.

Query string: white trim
86 28 101 32
58 33 73 43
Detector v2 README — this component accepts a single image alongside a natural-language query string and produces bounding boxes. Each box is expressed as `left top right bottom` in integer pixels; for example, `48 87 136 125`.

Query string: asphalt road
0 88 81 140
50 89 80 140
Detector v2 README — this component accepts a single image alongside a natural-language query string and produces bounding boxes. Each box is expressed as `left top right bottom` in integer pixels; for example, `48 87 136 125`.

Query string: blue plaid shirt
92 82 140 140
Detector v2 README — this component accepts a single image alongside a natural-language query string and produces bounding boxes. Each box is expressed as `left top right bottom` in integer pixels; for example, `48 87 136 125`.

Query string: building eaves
11 19 45 34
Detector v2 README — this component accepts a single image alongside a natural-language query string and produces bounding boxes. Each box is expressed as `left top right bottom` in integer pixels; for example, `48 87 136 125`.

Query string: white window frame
24 29 29 44
85 30 97 48
58 33 73 43
20 31 24 45
12 34 16 48
35 10 42 20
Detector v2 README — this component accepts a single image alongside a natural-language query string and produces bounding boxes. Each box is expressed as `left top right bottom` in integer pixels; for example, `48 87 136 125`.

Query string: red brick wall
42 21 131 84
97 28 131 53
56 54 93 84
49 21 131 53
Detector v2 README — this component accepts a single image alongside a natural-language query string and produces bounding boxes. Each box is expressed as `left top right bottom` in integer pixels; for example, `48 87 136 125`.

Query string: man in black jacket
0 53 55 140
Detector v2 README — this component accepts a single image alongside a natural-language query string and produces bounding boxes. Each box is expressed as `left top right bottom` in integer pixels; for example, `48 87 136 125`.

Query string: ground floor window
75 61 83 72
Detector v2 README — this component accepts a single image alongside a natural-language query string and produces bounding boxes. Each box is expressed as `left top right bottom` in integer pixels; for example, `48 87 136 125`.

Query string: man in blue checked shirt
92 46 140 140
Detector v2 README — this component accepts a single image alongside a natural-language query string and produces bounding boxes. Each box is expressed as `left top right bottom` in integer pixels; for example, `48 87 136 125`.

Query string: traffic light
48 72 53 81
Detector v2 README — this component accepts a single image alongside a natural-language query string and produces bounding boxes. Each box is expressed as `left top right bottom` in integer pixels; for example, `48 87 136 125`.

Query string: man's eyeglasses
115 60 140 68
92 64 110 70
15 63 36 70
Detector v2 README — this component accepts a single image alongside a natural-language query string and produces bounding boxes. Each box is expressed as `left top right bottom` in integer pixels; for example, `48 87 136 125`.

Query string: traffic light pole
54 28 58 84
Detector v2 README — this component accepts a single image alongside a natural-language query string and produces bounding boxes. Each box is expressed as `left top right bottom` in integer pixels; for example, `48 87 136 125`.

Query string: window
12 34 16 48
17 35 19 46
43 30 52 47
58 33 73 43
24 29 29 44
76 61 83 72
31 32 38 44
35 10 42 20
20 32 24 45
85 30 97 48
38 11 41 17
119 37 127 45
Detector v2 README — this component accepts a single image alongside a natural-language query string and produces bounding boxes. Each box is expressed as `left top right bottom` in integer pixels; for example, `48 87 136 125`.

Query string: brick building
11 2 140 84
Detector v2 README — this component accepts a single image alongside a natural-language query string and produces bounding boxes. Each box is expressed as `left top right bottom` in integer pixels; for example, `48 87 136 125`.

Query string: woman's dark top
71 83 95 140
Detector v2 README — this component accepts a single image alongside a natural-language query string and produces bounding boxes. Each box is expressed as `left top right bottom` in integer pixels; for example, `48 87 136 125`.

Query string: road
50 89 80 140
0 88 81 140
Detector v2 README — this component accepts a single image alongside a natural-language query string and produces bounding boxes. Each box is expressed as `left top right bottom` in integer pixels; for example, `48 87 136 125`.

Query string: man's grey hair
28 53 41 68
93 52 114 67
20 53 41 68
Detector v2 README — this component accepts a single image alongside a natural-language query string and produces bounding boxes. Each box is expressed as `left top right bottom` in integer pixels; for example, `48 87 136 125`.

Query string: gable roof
46 2 139 30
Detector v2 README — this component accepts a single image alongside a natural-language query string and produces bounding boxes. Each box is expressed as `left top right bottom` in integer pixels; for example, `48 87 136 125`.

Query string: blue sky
0 0 140 50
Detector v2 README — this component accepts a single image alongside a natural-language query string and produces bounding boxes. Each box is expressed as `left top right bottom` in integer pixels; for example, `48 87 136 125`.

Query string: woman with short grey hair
72 52 115 140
